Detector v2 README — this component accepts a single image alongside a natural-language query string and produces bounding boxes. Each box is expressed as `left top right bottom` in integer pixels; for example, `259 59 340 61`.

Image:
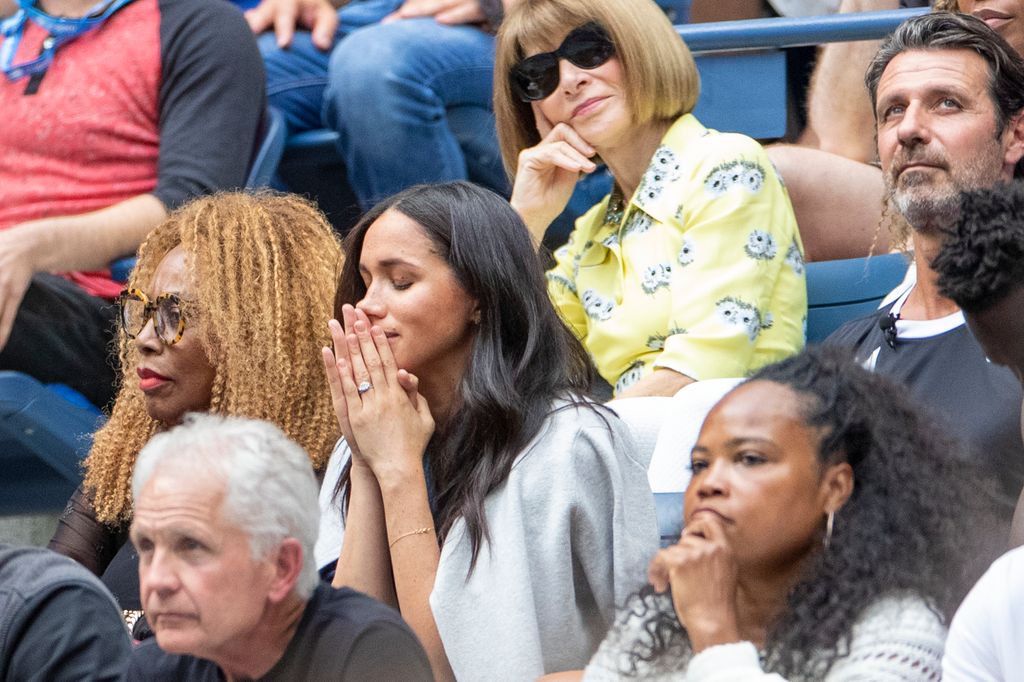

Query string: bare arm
800 0 899 162
5 194 165 273
332 463 398 605
378 468 453 681
0 0 16 17
615 368 694 399
0 194 166 349
767 145 888 262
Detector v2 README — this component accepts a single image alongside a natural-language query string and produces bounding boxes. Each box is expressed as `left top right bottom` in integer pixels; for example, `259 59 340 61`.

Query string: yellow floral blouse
547 114 806 394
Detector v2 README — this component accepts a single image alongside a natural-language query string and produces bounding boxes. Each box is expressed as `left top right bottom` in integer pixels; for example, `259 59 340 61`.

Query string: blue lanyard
0 0 135 82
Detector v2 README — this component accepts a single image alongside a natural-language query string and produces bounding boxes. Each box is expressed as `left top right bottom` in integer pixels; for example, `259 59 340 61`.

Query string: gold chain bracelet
389 526 434 549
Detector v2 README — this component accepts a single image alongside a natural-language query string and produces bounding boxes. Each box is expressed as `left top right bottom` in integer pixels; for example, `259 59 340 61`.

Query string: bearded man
825 11 1024 531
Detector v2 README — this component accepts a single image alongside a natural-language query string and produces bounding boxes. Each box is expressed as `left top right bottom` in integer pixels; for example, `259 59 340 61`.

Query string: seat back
654 492 684 547
805 253 910 344
0 372 104 514
246 105 288 189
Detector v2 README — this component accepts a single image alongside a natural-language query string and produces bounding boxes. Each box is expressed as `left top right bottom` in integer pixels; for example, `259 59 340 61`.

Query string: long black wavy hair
333 181 596 568
623 346 1003 678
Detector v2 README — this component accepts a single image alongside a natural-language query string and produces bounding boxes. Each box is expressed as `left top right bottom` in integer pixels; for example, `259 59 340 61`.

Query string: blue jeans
259 0 612 243
260 0 506 210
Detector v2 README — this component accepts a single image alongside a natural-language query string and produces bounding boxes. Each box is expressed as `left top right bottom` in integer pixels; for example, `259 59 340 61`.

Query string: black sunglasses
510 22 615 102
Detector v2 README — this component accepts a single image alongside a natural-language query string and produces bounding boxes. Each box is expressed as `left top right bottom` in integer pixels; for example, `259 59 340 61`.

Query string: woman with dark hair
556 347 1001 680
320 181 658 681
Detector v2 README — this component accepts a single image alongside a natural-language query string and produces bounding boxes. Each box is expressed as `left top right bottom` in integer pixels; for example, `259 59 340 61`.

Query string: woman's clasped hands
648 515 743 653
321 304 434 484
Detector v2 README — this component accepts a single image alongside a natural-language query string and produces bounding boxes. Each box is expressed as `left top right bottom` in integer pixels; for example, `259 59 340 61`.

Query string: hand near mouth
510 106 598 246
322 304 434 484
648 514 741 652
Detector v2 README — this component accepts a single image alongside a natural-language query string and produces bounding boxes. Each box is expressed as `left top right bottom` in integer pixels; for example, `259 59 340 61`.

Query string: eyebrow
691 436 776 453
877 84 971 114
359 257 422 272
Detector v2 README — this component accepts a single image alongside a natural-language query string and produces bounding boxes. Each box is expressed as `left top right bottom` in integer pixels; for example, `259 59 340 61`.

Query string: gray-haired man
127 414 432 681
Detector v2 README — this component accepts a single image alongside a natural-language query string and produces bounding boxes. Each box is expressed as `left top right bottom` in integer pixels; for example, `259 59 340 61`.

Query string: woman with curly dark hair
563 346 1002 681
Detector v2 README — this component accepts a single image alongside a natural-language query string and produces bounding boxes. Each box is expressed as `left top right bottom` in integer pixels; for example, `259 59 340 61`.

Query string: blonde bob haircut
83 192 342 526
495 0 699 177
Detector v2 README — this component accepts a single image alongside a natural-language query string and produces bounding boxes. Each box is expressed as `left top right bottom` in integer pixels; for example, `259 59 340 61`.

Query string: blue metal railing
677 7 929 52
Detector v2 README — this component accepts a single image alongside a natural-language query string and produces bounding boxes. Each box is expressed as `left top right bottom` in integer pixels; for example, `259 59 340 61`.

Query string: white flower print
715 296 772 342
582 289 615 322
678 237 696 266
636 146 684 203
744 230 777 260
784 241 805 276
739 161 765 193
703 160 767 197
622 211 653 238
646 326 686 351
615 360 645 394
640 263 672 294
703 166 732 198
546 272 577 296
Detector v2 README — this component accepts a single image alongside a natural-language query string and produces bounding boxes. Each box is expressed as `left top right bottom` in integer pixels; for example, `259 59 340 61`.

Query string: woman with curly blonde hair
48 192 341 612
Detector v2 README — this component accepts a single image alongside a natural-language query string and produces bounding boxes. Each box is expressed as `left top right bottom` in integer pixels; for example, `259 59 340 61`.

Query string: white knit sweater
583 593 945 681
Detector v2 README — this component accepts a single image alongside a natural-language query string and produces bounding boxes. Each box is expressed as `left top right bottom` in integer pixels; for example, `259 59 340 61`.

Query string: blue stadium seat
0 372 103 514
1 107 290 515
655 491 684 547
246 105 288 190
805 253 910 344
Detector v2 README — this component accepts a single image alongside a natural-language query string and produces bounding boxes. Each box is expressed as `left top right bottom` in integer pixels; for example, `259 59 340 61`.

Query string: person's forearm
379 466 454 682
0 0 15 17
333 465 397 606
615 367 694 399
10 194 167 272
802 0 899 162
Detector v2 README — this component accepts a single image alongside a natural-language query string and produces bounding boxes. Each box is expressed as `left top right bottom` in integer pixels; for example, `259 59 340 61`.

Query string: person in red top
0 0 265 408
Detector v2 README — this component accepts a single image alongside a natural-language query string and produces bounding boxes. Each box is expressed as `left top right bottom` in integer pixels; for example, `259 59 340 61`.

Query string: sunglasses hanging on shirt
510 22 616 102
0 0 136 83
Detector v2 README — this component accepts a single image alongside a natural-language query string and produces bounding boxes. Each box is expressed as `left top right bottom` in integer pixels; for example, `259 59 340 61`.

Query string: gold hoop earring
824 511 835 550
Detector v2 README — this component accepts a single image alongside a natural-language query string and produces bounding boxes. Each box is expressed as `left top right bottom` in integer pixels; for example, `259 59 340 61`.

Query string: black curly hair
621 346 1003 678
933 182 1024 314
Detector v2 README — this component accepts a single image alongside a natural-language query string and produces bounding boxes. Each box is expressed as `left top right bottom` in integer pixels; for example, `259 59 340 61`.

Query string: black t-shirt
825 300 1024 516
128 584 432 681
